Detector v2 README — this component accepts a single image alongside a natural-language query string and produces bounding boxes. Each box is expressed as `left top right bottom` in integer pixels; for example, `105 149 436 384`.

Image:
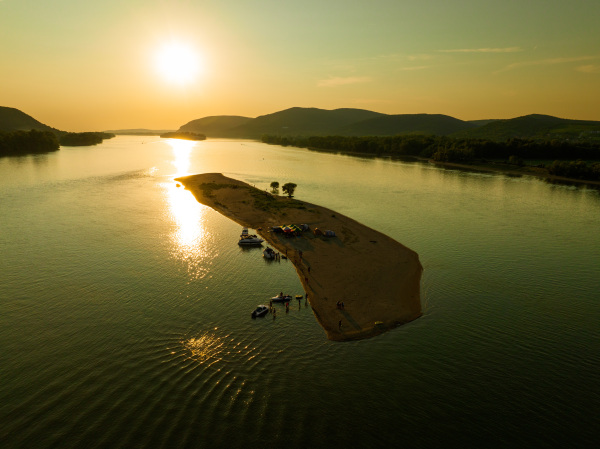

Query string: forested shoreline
160 131 206 141
262 134 600 182
0 130 59 157
0 130 115 157
59 132 114 146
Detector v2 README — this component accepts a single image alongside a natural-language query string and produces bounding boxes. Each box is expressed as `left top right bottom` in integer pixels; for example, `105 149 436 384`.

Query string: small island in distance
159 131 206 141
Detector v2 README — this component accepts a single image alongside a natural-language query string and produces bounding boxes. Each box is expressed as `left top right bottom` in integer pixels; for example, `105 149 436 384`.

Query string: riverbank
421 158 600 187
175 173 423 341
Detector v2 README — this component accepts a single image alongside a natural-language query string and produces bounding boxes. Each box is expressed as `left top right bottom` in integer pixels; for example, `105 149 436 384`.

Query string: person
308 266 311 273
338 320 342 330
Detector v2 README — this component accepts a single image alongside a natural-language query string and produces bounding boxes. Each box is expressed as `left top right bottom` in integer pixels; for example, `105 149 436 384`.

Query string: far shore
291 146 600 187
175 173 423 341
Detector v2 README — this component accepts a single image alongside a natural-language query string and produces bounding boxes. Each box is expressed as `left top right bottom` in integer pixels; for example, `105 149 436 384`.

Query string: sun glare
154 41 201 85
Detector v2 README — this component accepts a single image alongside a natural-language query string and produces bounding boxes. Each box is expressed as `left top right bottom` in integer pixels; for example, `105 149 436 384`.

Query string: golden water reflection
163 181 211 279
166 138 198 177
182 331 225 364
162 138 212 278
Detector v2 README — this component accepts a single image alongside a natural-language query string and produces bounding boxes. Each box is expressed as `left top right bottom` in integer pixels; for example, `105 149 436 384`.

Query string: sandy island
175 173 423 341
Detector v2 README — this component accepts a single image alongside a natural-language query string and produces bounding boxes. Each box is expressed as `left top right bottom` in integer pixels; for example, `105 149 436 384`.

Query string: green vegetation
0 130 59 157
547 160 600 181
282 182 297 197
159 131 206 141
59 132 114 146
270 181 279 194
453 114 600 142
0 106 60 134
262 134 600 182
249 188 306 212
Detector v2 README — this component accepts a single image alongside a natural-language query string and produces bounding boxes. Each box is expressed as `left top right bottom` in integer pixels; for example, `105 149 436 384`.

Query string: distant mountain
339 114 476 136
228 107 384 138
467 119 500 127
103 128 176 135
453 114 600 141
211 107 385 138
179 108 478 139
178 116 252 137
0 106 62 134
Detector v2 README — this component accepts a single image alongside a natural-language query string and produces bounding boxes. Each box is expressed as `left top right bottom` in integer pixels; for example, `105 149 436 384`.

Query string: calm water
1 136 599 448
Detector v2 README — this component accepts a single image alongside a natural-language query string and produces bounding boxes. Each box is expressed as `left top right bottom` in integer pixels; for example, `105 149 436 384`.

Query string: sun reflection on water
163 182 212 279
182 331 225 364
166 138 198 177
162 138 213 278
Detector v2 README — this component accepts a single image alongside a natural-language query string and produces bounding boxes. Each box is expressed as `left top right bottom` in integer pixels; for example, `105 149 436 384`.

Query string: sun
154 41 201 85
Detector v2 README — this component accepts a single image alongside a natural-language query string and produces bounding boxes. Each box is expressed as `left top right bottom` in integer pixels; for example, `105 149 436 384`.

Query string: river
1 136 598 448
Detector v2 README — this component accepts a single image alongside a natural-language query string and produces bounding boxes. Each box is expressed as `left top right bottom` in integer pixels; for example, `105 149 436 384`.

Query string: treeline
0 130 59 157
547 160 600 181
262 134 600 160
160 131 206 141
262 134 600 181
59 132 115 146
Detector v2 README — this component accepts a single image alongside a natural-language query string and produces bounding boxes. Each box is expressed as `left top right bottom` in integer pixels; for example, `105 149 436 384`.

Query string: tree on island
282 182 297 197
270 181 279 193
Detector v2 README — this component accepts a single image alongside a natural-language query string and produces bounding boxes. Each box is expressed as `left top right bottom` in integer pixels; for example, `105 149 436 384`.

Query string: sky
1 0 599 131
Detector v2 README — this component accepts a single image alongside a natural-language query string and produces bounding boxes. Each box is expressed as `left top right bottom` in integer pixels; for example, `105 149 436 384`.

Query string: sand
175 173 423 341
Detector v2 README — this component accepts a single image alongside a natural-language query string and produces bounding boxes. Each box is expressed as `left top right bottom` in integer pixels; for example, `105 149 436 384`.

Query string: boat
263 247 276 259
271 293 293 303
251 305 269 318
238 227 264 246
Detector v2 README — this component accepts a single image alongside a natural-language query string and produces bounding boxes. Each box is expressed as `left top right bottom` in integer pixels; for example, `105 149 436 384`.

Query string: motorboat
271 293 292 303
238 227 264 246
251 305 269 318
263 247 276 259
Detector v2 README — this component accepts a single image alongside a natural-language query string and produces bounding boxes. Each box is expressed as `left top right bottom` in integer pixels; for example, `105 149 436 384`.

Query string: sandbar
175 173 422 341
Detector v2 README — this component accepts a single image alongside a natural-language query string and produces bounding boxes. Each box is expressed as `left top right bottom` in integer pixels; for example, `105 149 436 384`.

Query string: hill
0 106 62 134
211 107 385 138
178 116 252 137
453 114 600 142
103 128 175 135
340 114 476 136
180 108 474 138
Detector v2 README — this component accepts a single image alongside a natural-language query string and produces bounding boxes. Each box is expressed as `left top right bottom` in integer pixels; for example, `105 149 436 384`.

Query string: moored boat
271 293 293 302
263 247 276 259
239 227 264 246
251 305 269 318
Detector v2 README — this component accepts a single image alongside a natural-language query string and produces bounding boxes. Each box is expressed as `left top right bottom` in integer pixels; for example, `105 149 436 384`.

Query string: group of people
336 301 345 309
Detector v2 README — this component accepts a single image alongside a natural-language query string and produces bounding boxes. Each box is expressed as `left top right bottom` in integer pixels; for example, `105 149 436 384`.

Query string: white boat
263 247 276 259
238 227 264 246
251 305 269 318
271 293 292 303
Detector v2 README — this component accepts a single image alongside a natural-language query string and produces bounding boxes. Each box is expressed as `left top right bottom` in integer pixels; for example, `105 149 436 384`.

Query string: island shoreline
175 173 423 341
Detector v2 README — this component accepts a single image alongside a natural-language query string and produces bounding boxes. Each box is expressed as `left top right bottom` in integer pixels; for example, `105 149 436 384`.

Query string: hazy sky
2 0 599 131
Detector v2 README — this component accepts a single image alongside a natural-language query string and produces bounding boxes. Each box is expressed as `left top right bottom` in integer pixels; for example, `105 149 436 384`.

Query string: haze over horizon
2 0 599 132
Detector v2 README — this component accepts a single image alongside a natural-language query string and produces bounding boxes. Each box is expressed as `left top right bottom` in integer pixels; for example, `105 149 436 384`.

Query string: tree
282 182 297 197
270 181 279 194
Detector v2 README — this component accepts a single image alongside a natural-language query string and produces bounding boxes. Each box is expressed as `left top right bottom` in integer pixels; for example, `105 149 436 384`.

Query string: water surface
1 137 599 448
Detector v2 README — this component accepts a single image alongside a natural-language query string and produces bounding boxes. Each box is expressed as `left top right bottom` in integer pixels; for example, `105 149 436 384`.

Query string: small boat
263 247 276 259
251 305 269 318
239 227 264 246
271 293 293 303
